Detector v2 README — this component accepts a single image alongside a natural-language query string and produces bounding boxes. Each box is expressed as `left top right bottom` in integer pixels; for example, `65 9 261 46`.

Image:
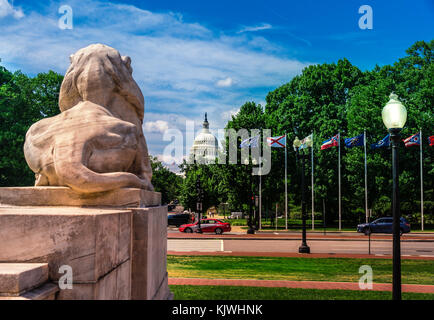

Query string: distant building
189 113 219 164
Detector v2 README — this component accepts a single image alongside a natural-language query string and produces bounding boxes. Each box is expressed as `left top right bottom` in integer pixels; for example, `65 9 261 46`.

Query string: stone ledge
0 263 48 296
0 283 59 300
0 187 161 207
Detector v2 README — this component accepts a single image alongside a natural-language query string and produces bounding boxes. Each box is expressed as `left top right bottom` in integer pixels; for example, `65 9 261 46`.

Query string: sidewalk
168 278 434 294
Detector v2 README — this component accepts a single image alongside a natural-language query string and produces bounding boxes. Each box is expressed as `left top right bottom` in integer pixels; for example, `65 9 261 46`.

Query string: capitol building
189 113 219 164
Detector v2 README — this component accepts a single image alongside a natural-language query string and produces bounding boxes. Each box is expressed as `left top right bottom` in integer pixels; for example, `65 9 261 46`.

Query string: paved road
167 238 434 257
167 229 434 240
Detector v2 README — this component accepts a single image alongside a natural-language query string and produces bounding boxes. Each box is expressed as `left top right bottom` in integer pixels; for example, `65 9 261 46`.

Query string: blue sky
1 0 433 169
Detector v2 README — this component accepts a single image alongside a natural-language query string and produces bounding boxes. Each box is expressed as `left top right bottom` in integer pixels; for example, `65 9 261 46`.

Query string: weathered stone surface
0 283 59 300
131 206 172 300
0 187 160 207
23 44 153 194
0 207 132 283
0 263 48 296
56 260 131 300
0 200 170 299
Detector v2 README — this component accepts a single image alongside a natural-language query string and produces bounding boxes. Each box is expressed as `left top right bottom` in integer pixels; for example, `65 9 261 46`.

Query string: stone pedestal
0 187 171 300
0 186 160 207
131 207 171 300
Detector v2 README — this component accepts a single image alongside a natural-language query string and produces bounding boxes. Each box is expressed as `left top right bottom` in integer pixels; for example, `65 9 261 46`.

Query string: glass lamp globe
382 93 407 130
293 136 301 148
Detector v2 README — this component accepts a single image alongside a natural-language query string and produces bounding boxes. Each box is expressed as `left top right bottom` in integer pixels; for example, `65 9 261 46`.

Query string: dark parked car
168 214 192 227
357 217 410 235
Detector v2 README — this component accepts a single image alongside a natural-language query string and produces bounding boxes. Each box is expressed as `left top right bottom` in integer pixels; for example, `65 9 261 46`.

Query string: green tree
224 102 265 211
346 40 434 222
150 156 183 204
179 161 226 212
265 58 363 223
0 63 63 186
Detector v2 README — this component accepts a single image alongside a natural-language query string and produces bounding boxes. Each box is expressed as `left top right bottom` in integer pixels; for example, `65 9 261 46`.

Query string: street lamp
382 92 407 300
244 158 255 234
247 194 256 234
196 178 204 233
293 136 310 254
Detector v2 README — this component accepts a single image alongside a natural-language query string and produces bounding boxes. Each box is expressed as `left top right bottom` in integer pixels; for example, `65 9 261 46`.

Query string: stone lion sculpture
24 44 153 194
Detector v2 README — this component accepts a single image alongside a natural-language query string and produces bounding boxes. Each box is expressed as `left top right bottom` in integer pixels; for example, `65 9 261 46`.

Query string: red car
179 219 231 234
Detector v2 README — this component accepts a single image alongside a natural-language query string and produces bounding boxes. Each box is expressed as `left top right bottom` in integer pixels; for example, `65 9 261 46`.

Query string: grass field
170 285 434 300
168 255 434 285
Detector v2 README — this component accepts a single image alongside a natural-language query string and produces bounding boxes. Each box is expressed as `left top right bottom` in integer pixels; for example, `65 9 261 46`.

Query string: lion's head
59 44 144 120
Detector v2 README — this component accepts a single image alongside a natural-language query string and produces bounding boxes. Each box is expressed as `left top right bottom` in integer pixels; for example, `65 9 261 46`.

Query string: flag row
240 132 434 149
322 132 434 150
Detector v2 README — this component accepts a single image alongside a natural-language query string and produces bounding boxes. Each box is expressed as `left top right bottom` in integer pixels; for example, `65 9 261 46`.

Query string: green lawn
170 285 434 300
168 255 434 285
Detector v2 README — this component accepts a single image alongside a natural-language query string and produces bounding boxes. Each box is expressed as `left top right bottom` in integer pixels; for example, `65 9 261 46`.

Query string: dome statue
189 113 219 164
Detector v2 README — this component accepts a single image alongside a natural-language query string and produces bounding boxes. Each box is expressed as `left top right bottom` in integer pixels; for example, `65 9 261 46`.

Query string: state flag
345 133 364 148
371 134 390 149
266 135 286 148
321 134 339 150
299 134 313 150
240 135 259 148
403 133 420 147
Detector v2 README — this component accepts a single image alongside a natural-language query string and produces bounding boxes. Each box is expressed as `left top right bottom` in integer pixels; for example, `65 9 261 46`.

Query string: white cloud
0 0 312 170
222 108 239 122
0 0 24 19
216 77 233 87
157 154 185 165
144 120 169 134
238 23 272 33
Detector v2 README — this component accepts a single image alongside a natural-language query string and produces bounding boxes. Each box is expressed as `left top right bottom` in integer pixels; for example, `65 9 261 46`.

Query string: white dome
189 113 219 164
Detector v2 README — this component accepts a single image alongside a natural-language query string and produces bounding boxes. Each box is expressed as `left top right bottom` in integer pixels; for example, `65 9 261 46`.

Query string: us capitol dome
189 113 219 164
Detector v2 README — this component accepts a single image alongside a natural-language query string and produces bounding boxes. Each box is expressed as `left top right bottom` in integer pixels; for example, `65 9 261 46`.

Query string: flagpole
338 132 341 231
259 167 262 230
364 130 368 223
285 133 288 230
311 132 314 230
420 130 424 231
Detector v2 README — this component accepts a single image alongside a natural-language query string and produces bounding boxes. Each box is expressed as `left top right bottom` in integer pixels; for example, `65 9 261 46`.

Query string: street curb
167 251 434 260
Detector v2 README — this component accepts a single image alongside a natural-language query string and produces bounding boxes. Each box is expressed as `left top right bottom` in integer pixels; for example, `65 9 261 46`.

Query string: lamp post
293 136 311 254
196 178 204 233
244 158 255 234
255 195 259 230
382 92 407 300
252 157 262 230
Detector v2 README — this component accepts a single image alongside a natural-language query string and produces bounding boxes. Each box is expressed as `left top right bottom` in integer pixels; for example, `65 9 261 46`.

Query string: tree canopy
150 156 183 204
179 40 433 225
1 40 432 225
0 64 63 186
